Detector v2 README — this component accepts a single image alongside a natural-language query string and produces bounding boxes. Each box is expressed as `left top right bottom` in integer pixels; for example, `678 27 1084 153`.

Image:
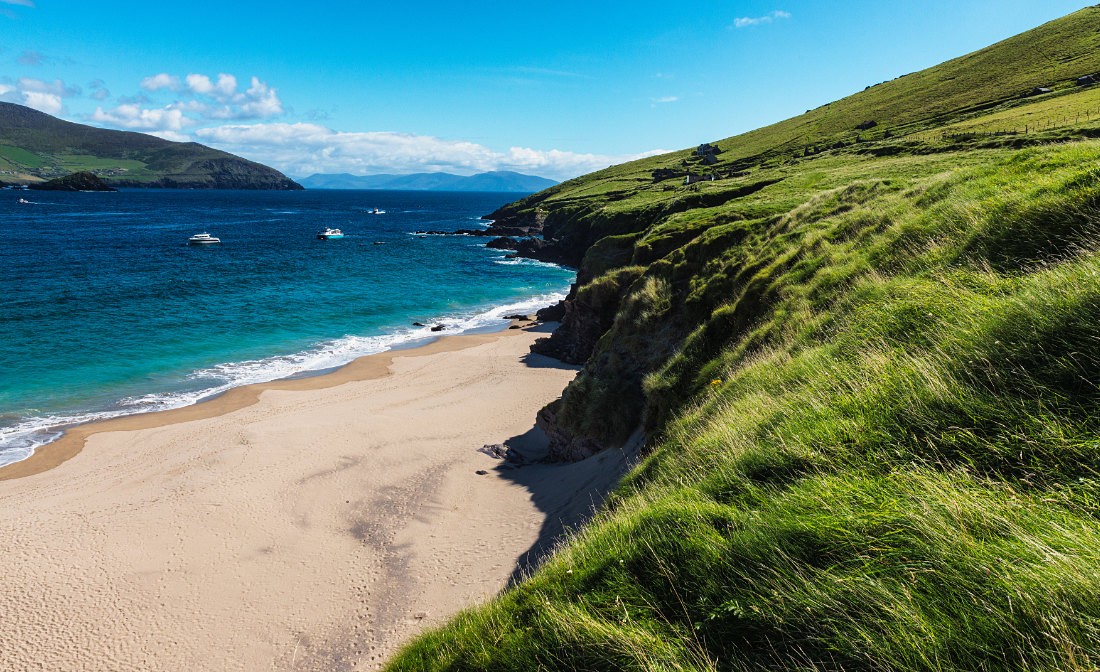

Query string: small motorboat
317 227 345 240
367 208 386 215
17 198 31 204
188 232 221 245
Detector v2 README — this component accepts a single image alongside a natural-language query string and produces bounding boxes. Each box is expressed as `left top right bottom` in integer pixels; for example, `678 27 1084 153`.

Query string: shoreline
0 320 633 670
0 321 529 483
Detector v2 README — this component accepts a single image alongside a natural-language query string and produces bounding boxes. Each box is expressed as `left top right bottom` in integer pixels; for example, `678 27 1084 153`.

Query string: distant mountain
0 102 301 190
299 170 558 193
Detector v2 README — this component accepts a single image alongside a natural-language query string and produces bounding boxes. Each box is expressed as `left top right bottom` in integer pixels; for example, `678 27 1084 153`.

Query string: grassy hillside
0 102 301 189
387 7 1100 670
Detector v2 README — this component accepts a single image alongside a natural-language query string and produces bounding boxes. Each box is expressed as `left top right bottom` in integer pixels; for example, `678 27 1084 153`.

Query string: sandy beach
0 324 634 671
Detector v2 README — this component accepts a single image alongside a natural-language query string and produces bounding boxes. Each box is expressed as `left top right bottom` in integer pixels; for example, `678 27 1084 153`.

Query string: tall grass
389 136 1100 671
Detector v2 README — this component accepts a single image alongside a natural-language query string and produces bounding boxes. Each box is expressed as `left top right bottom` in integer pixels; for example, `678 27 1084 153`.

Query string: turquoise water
0 189 574 466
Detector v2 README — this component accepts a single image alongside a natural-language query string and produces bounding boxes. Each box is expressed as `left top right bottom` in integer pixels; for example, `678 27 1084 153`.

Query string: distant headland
0 102 302 190
299 170 557 193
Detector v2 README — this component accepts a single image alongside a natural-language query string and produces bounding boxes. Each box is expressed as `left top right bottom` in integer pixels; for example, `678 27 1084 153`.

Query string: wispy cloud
17 50 43 66
652 96 679 104
0 0 33 17
733 10 791 29
88 79 110 101
192 122 666 181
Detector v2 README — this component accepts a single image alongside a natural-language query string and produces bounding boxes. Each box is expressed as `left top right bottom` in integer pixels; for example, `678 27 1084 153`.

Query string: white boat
17 198 31 204
367 208 386 215
188 232 221 245
317 227 345 240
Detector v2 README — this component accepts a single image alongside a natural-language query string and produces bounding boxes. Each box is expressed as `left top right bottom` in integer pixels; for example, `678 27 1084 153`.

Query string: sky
0 1 1091 180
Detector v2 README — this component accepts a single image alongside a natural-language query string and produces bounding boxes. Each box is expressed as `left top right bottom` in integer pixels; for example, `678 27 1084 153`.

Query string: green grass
387 10 1100 670
391 138 1100 672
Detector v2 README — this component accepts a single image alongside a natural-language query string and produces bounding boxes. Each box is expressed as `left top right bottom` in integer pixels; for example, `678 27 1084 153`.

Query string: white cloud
144 130 190 142
652 96 679 104
0 0 36 6
185 73 238 101
134 72 285 121
91 104 193 132
18 77 79 96
93 72 286 135
22 90 62 114
185 73 213 95
733 10 791 28
193 122 666 181
141 73 180 91
239 77 282 117
0 77 79 114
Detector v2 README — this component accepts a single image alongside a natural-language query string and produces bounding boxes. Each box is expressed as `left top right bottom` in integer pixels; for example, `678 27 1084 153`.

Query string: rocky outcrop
29 171 117 192
535 402 605 462
486 237 519 250
531 290 613 364
536 301 567 322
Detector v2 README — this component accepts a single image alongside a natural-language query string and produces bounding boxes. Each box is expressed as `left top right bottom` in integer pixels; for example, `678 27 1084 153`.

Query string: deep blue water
0 189 574 466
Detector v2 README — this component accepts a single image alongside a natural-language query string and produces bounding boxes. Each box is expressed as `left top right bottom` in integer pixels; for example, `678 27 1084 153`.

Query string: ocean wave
492 257 564 269
0 290 567 470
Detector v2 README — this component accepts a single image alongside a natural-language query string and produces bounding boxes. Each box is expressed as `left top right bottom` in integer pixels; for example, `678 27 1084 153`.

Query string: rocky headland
28 171 118 192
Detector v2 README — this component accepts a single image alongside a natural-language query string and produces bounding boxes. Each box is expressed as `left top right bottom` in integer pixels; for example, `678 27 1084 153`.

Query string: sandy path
0 326 634 671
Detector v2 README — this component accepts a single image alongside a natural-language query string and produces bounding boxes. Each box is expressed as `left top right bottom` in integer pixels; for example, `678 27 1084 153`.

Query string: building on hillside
694 143 722 158
684 172 718 185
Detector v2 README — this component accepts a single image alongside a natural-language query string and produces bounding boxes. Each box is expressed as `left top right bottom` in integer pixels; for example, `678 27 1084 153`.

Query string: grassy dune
389 9 1100 670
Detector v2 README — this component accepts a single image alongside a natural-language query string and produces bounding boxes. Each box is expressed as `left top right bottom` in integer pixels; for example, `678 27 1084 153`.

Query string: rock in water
29 171 118 192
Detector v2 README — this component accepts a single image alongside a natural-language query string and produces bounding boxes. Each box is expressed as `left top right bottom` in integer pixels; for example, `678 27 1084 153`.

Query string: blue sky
0 1 1090 179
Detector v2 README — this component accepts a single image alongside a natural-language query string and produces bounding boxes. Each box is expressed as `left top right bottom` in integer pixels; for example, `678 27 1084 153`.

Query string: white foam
492 257 563 269
0 290 568 469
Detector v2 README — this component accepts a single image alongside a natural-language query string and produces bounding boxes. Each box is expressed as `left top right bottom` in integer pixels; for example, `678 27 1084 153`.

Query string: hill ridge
0 102 302 190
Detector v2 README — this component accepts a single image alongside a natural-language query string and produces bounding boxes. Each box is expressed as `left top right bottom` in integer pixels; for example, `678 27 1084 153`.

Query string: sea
0 188 574 468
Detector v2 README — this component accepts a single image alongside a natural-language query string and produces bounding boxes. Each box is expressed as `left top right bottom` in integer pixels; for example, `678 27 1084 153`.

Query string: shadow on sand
483 338 642 587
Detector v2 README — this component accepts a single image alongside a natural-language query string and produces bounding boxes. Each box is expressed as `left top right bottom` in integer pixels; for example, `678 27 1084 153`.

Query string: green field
0 144 48 169
387 7 1100 671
